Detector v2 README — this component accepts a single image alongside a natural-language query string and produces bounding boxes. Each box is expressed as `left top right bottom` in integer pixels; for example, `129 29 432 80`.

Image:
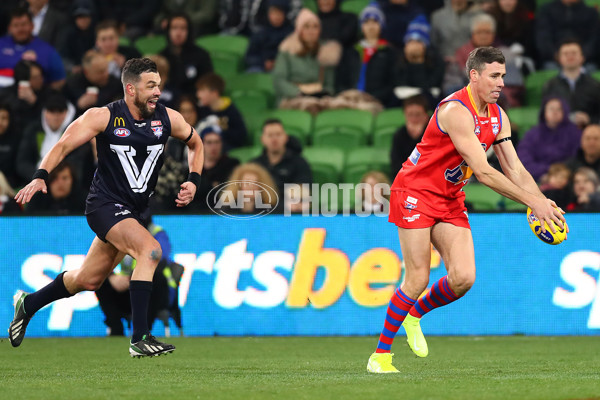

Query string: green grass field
1 336 599 400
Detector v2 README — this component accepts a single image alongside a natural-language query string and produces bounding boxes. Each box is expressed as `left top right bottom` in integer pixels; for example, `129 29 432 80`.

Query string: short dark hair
10 7 32 23
121 57 158 87
262 118 284 131
13 60 42 82
557 38 582 52
44 90 68 113
403 94 429 111
96 19 119 35
195 73 225 95
465 46 505 77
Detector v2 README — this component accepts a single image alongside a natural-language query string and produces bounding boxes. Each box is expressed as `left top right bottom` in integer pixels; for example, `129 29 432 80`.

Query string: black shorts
85 198 150 243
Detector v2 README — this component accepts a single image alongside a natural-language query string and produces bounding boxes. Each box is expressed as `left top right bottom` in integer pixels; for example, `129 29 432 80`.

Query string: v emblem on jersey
109 144 164 193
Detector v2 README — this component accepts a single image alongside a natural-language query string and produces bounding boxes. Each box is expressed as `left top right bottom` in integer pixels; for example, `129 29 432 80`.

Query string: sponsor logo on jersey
115 210 132 217
114 128 130 137
152 126 163 138
403 214 421 222
406 196 418 205
134 122 146 127
151 120 162 127
113 117 125 127
491 117 498 123
115 203 123 208
480 120 489 125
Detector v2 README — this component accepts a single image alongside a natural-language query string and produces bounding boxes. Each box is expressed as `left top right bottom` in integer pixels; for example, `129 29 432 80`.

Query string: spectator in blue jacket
0 7 66 89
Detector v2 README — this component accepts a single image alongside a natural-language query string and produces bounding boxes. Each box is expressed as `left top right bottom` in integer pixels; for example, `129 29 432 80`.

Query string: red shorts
388 190 470 229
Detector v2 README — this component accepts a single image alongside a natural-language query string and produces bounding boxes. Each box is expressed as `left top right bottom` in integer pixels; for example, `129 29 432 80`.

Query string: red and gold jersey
391 86 502 211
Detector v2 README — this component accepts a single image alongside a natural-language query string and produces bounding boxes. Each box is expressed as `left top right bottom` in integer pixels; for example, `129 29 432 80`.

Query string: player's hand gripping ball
526 207 567 245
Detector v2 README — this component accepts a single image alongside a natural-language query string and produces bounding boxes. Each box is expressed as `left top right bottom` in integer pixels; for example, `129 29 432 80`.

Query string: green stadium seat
341 0 370 14
303 147 345 185
462 183 502 211
211 53 243 81
119 36 131 47
134 35 166 55
196 35 249 59
261 109 313 145
524 70 558 106
375 108 406 131
313 109 374 148
372 126 397 149
231 91 270 117
507 106 539 138
343 148 390 184
373 108 405 148
227 146 263 164
228 73 275 107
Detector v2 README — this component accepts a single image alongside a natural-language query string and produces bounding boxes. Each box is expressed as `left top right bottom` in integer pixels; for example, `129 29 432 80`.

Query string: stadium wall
1 214 599 337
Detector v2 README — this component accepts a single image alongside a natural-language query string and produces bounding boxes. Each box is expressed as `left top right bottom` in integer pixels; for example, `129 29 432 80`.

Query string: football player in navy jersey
10 58 204 357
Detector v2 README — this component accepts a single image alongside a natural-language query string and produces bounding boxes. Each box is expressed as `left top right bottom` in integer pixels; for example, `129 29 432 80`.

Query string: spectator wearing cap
16 91 95 189
63 49 122 117
193 124 241 210
26 0 68 48
394 16 444 107
196 73 248 150
336 3 397 107
250 118 312 195
379 0 426 49
245 0 294 73
0 7 66 89
317 0 359 49
57 3 97 74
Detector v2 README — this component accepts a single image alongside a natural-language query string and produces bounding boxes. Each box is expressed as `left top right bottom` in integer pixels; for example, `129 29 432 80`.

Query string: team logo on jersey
114 128 130 137
151 120 162 127
474 126 481 135
492 123 500 135
152 126 163 138
404 202 417 210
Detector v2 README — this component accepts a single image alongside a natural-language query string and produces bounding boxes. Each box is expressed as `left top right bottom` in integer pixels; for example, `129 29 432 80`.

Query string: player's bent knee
74 274 105 292
450 274 475 296
148 244 162 264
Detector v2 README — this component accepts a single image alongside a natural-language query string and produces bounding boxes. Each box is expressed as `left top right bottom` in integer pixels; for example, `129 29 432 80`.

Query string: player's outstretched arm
167 108 204 207
439 102 565 231
14 107 109 204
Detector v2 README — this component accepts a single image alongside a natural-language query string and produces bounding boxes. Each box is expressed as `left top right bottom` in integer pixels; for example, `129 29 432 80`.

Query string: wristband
187 172 201 188
32 168 49 183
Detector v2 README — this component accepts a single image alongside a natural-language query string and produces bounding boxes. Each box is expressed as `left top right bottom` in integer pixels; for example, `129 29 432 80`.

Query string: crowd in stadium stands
2 0 600 216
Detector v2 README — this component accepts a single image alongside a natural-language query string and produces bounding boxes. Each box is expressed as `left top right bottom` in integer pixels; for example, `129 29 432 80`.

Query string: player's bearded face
134 92 155 119
133 73 161 119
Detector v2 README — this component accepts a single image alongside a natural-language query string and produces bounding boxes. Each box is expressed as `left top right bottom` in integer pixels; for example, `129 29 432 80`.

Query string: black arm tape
32 168 49 183
187 172 201 188
183 125 194 143
493 137 512 146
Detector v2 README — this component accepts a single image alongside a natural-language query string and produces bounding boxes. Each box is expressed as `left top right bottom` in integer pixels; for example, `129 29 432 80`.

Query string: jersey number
110 144 164 193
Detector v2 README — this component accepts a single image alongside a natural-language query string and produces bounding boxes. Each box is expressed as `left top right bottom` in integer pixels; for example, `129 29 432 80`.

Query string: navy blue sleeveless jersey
87 99 171 212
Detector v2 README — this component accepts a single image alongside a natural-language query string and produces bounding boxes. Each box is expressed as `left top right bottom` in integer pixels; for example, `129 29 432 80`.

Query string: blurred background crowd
1 0 600 216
